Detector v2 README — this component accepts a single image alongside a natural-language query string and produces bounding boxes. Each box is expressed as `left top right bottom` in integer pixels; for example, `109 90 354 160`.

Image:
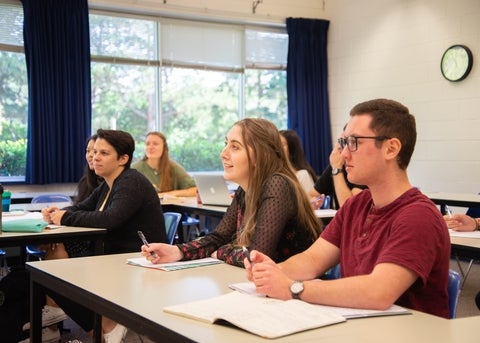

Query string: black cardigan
61 168 166 254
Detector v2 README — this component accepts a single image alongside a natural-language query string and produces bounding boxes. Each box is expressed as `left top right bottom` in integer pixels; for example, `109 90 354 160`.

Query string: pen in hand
445 205 453 218
138 230 158 259
242 246 252 264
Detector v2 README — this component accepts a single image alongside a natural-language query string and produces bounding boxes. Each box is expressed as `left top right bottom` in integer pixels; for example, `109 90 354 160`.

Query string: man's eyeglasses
338 136 390 152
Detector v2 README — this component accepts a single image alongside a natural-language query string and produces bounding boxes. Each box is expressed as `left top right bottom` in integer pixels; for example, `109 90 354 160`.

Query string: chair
448 269 461 319
322 264 341 280
182 214 201 242
163 212 182 245
27 194 73 260
0 249 7 277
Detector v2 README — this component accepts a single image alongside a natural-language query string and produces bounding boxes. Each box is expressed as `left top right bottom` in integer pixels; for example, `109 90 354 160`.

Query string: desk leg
20 244 27 265
30 277 44 342
93 313 102 342
440 204 447 215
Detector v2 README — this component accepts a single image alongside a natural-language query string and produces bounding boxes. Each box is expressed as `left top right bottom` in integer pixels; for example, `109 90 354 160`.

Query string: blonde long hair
234 118 321 246
142 131 174 192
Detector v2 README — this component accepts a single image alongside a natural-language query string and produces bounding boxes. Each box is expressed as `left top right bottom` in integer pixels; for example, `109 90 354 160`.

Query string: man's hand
245 250 293 300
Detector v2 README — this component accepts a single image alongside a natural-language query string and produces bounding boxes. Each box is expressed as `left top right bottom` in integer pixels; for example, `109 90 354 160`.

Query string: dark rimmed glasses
338 136 390 152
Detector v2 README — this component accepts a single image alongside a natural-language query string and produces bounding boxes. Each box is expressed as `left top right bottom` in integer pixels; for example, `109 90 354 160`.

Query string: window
0 5 288 180
0 2 27 180
90 13 288 171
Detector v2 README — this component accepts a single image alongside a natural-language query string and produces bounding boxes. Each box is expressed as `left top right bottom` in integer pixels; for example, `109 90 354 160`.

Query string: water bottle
322 195 331 209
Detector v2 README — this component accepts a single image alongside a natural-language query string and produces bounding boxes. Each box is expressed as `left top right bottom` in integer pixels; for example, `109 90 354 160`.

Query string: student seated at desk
444 213 480 231
245 99 450 318
309 139 365 209
279 129 317 195
142 118 322 267
40 129 166 342
132 131 197 197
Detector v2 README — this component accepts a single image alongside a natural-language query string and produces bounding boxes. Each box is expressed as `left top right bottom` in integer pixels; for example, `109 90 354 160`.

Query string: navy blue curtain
22 0 91 184
286 18 330 175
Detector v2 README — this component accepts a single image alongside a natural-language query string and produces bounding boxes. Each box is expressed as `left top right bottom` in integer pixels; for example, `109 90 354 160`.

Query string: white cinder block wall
325 0 480 194
93 0 480 195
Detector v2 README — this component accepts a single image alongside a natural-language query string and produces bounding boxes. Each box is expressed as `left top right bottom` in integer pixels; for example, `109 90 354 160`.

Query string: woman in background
279 129 317 195
75 134 103 204
132 131 197 197
142 118 322 267
41 129 166 342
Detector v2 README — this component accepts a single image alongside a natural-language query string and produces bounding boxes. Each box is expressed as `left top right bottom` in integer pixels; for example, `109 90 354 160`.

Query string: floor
58 259 480 343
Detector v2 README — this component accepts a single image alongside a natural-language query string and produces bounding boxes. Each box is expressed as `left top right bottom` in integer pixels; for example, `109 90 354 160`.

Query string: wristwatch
332 167 343 176
290 280 304 299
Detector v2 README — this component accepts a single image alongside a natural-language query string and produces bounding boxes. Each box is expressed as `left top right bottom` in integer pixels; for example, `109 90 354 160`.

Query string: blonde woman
142 118 322 267
132 131 197 197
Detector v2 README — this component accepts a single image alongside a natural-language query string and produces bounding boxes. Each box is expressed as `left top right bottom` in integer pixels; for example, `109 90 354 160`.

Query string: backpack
0 266 30 342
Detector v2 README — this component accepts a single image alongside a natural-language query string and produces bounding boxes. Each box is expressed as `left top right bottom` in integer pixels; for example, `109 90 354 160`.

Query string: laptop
194 174 233 206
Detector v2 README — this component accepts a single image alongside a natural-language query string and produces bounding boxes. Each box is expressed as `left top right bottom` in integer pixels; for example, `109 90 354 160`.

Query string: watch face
290 281 304 294
441 45 473 82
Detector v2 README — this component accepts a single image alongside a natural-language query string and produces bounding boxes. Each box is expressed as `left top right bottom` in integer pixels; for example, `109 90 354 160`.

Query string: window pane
0 3 23 47
0 51 28 178
245 29 287 68
161 20 242 69
160 67 240 171
245 69 287 129
90 14 157 60
91 61 158 161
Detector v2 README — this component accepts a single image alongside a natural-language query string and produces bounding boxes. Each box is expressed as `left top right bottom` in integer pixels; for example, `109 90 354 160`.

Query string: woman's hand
310 194 325 210
141 242 183 263
49 209 66 225
41 206 59 224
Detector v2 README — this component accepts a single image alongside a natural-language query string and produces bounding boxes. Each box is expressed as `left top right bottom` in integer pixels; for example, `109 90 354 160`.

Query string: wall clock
440 45 473 82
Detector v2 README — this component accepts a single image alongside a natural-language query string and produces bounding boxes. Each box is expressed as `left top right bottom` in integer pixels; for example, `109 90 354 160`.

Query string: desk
0 224 106 264
161 196 227 219
27 252 480 343
450 233 480 286
425 192 480 213
162 196 337 219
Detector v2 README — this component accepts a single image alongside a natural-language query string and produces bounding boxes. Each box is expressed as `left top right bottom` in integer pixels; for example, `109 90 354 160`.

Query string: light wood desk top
27 252 480 343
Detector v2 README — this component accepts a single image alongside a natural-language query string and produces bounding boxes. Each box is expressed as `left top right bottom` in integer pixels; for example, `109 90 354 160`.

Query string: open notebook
164 291 346 339
194 174 233 206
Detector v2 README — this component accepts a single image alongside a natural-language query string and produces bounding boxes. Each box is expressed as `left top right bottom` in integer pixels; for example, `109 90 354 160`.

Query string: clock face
441 45 473 82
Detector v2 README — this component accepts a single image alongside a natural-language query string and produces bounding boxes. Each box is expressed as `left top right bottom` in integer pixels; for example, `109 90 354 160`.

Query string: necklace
153 169 158 175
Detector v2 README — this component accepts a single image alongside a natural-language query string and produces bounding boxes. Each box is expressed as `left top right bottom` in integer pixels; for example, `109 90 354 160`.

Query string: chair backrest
448 269 461 319
163 212 182 245
31 194 72 205
323 264 341 280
